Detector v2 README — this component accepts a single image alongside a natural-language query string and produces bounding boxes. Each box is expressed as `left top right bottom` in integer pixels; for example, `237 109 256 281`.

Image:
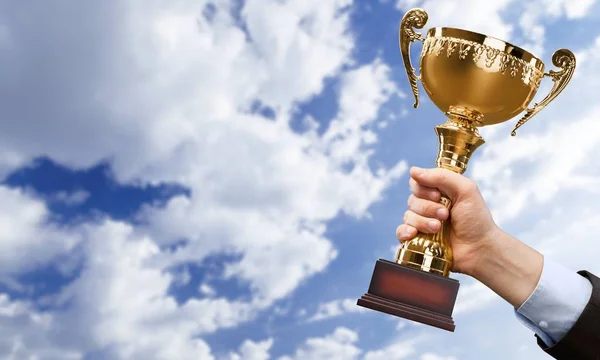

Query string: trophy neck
396 109 486 276
435 107 485 174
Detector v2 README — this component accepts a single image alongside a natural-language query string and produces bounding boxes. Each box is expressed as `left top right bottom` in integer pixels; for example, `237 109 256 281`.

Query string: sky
0 0 599 359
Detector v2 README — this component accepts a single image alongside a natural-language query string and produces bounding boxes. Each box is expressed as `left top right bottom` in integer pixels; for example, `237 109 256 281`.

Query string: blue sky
1 0 600 359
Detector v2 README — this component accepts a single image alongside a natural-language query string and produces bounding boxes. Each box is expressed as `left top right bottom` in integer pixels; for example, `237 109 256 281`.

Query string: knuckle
425 201 437 216
411 198 431 215
407 194 415 207
407 196 419 212
409 178 418 191
403 210 414 224
429 190 442 202
416 199 427 215
415 186 431 200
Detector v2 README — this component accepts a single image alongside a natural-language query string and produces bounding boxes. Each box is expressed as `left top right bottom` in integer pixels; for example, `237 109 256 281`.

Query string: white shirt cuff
514 257 592 346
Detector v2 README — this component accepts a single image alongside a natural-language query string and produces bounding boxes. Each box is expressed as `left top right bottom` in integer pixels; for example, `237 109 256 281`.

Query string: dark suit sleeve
536 270 600 360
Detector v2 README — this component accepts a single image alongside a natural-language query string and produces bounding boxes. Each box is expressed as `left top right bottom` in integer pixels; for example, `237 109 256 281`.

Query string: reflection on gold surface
394 8 576 276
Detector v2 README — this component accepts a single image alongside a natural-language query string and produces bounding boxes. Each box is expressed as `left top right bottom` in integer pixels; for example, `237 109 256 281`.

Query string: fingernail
435 207 448 219
402 227 413 238
428 220 440 231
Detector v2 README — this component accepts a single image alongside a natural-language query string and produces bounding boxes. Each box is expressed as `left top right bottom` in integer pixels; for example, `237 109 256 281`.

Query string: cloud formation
0 0 599 359
0 0 405 358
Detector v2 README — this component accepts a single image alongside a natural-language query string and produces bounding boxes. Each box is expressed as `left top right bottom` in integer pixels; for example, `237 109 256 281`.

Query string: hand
396 166 500 276
396 166 544 308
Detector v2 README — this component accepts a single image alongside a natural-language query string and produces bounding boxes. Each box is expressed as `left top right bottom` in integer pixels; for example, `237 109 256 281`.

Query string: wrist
466 225 504 278
469 228 543 308
459 225 503 278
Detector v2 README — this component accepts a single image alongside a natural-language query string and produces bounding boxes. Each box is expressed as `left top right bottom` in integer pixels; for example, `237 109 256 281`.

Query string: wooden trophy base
357 259 459 331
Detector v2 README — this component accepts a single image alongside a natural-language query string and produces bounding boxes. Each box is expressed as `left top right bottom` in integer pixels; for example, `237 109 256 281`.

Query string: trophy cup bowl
420 27 544 126
357 8 576 331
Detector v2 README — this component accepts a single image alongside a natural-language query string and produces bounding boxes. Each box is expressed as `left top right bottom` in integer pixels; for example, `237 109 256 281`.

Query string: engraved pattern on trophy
457 42 470 59
398 8 428 108
510 49 577 136
423 37 544 87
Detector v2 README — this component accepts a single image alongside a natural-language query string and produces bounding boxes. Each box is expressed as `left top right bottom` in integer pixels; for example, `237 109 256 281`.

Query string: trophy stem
395 107 485 276
435 106 486 175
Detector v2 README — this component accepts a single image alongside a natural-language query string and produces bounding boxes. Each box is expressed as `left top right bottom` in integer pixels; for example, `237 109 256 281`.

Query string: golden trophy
357 8 576 331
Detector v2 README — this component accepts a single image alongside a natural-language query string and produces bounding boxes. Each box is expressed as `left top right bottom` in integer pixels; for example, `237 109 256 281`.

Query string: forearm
470 228 544 308
470 227 594 351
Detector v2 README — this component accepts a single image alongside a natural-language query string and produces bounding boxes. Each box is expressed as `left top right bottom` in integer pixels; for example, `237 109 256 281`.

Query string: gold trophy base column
357 108 484 332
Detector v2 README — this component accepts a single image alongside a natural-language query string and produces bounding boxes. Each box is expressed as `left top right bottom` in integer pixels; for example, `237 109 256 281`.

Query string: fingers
407 194 449 220
396 224 416 241
395 210 442 243
396 203 446 243
404 210 441 234
409 178 441 202
410 166 476 200
398 166 467 244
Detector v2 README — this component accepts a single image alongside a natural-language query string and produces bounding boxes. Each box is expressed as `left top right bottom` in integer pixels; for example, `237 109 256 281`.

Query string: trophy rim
426 27 545 71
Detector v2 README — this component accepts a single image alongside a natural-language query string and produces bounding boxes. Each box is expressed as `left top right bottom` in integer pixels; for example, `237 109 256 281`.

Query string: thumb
410 166 470 200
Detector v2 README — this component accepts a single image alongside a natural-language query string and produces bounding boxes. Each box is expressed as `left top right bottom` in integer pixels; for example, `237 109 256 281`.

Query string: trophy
357 8 576 331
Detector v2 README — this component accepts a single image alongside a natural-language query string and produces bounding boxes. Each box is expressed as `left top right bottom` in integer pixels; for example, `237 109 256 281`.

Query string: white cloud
395 321 407 331
0 0 407 358
322 59 402 165
280 329 447 360
0 186 81 274
278 327 362 360
0 0 406 313
363 339 417 360
49 190 90 206
471 35 600 226
518 0 597 56
396 0 516 41
0 294 82 359
0 149 26 181
229 338 273 360
473 105 600 225
0 219 262 360
172 267 192 287
54 221 251 359
306 298 367 322
453 280 499 315
137 58 406 305
0 0 363 181
420 354 457 360
241 0 355 110
520 207 600 274
396 0 597 58
199 283 217 297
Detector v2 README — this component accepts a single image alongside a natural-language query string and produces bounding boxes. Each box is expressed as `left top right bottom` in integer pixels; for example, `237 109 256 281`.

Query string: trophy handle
510 49 576 136
399 8 428 109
